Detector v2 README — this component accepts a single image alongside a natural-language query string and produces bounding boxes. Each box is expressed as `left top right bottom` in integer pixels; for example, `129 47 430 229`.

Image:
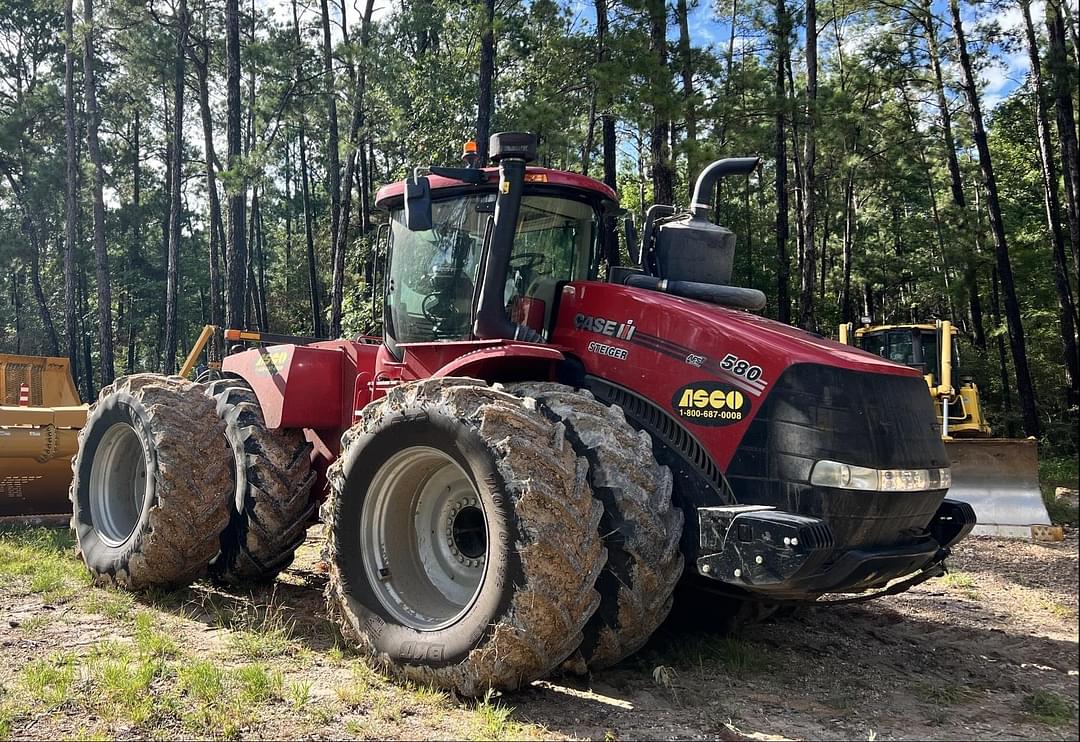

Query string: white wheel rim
88 422 149 547
361 446 488 630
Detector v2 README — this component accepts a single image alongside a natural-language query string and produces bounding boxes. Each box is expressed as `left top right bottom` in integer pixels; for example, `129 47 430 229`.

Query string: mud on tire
323 377 607 696
69 374 232 590
508 382 684 670
205 379 317 585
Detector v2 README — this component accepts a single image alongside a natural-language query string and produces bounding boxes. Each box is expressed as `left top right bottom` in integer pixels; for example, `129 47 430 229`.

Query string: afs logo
672 381 751 426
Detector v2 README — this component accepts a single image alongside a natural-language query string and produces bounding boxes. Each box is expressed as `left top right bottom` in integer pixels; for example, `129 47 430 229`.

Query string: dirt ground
1 525 1077 741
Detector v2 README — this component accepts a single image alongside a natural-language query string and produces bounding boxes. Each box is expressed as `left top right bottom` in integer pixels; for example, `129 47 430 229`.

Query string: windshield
860 330 916 366
386 193 600 344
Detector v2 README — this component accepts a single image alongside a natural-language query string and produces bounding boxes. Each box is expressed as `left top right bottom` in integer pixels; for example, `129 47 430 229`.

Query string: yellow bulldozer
840 320 1058 540
0 354 88 524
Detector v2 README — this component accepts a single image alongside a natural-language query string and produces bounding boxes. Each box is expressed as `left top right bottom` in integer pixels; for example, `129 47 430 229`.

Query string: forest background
0 0 1077 453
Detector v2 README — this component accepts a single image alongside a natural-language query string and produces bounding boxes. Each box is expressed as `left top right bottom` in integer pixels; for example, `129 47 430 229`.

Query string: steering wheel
509 252 548 274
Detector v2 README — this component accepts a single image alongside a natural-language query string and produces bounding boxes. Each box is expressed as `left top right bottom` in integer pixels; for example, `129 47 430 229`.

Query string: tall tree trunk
193 34 224 360
476 0 496 164
332 0 375 338
675 0 697 176
647 0 674 206
595 0 617 192
921 0 984 348
163 0 189 374
226 0 246 329
716 0 739 147
841 172 855 322
320 0 342 308
1046 0 1080 284
773 0 791 323
798 0 818 331
1021 0 1079 405
78 270 95 400
82 0 113 385
64 0 79 379
299 124 322 337
950 0 1039 436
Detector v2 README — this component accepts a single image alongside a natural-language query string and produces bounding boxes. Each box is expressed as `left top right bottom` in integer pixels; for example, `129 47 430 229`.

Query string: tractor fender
432 344 565 383
221 344 344 430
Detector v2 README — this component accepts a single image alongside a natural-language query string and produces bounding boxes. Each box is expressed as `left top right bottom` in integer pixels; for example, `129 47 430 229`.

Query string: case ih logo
575 313 637 340
672 381 751 426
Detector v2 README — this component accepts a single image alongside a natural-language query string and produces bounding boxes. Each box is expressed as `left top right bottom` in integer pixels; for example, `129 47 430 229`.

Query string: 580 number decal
720 353 764 382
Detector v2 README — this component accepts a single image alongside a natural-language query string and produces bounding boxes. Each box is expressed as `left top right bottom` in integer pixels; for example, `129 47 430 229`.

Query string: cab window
505 196 600 338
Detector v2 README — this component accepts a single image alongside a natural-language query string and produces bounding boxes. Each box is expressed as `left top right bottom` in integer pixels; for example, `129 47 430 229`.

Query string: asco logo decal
672 381 751 426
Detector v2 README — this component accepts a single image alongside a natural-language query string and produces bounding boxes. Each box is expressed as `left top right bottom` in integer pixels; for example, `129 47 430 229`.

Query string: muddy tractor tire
69 374 233 590
323 378 607 696
508 382 684 670
205 379 317 586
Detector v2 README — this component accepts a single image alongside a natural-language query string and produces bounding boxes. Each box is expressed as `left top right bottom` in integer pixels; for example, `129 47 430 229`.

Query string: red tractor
69 133 974 696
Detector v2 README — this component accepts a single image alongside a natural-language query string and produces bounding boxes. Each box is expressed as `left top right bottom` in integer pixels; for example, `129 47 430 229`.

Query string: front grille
728 363 948 548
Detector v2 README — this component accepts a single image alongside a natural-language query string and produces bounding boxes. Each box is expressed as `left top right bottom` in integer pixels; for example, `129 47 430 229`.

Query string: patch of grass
17 612 54 635
178 660 225 705
19 654 77 707
0 527 89 601
1023 690 1076 726
234 664 283 704
940 571 975 589
224 600 298 660
940 571 981 600
1040 600 1073 619
344 716 381 738
288 679 312 710
82 587 135 620
404 681 449 709
472 689 524 741
335 661 383 709
95 654 160 725
0 705 14 739
133 612 180 659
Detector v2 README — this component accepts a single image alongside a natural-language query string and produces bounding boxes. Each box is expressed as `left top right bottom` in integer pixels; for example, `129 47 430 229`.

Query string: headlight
810 460 951 492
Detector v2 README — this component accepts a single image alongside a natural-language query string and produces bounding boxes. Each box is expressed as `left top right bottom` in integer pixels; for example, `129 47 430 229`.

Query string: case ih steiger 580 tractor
69 133 975 695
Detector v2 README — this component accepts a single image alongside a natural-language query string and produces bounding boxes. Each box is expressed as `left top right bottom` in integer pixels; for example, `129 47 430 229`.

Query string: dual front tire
324 378 683 694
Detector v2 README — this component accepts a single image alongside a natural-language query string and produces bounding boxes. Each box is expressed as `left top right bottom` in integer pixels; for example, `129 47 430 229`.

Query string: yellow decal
252 350 289 375
672 382 751 427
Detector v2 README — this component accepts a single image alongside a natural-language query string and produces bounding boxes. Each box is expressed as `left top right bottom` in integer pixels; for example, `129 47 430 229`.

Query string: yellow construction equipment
839 320 1058 540
0 354 87 522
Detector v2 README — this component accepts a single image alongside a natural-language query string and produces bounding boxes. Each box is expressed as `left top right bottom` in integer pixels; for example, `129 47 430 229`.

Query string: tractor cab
374 134 619 355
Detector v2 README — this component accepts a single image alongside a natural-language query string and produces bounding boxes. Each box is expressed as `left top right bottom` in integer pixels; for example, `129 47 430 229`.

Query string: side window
505 196 599 337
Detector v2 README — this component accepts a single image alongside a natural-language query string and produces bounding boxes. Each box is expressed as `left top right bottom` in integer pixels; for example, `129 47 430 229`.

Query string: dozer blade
0 354 86 523
945 438 1054 539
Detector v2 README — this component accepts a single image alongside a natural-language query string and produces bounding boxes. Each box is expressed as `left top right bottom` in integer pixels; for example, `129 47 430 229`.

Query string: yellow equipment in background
0 354 87 522
839 320 1058 540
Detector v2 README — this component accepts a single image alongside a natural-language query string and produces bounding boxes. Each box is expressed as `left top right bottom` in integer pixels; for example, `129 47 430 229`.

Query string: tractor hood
554 282 918 387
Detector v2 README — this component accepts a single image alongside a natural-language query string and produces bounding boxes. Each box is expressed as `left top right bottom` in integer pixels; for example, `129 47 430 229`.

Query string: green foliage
0 0 1073 449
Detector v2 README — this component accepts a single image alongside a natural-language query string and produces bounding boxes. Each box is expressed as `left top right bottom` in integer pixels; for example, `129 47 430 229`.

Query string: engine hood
554 282 919 382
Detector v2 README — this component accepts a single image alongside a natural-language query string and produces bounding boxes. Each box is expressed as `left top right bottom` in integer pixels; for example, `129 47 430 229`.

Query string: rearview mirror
404 175 432 231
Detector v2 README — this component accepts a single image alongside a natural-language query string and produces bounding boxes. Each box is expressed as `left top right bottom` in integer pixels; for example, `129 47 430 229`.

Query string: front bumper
695 498 976 599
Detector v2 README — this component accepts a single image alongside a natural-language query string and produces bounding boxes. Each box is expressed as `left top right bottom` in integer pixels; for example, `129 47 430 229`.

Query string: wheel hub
361 446 489 630
88 422 149 546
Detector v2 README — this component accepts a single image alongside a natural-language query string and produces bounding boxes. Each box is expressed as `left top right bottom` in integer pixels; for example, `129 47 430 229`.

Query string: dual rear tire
70 374 315 590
